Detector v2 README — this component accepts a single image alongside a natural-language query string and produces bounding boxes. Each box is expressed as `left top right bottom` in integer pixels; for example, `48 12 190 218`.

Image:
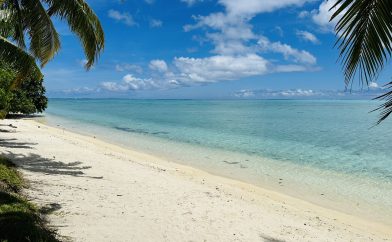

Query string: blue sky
44 0 392 99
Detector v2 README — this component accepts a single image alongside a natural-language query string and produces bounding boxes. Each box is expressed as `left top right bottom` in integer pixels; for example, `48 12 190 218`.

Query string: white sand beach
0 118 391 241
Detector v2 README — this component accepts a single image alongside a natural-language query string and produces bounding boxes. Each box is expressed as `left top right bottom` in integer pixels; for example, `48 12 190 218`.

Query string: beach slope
0 118 390 241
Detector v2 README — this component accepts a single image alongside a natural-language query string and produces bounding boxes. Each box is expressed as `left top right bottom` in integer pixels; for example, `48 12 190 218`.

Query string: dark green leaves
0 36 42 88
0 0 104 71
331 0 392 123
373 82 392 124
22 0 60 66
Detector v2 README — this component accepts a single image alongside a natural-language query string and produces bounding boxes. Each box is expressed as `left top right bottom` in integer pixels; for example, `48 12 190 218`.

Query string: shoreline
1 118 391 241
41 112 392 226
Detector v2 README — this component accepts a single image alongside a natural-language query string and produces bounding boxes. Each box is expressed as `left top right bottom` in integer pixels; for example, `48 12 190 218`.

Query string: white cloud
220 0 314 16
115 63 143 73
298 10 310 18
234 89 255 98
174 54 269 83
311 0 345 32
145 0 154 4
63 87 97 94
108 9 136 26
101 74 158 92
234 88 386 99
149 59 168 72
296 30 320 44
258 37 317 65
369 82 379 89
181 0 318 80
234 88 321 98
103 0 319 92
150 19 162 28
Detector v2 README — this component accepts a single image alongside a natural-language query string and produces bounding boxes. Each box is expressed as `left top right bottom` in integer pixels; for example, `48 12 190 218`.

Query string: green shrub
0 61 47 116
0 157 59 242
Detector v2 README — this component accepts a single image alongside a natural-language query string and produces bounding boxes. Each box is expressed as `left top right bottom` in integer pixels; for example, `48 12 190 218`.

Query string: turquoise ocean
45 99 392 224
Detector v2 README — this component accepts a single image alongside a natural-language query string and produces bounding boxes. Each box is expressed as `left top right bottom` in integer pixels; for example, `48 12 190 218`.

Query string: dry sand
0 118 391 241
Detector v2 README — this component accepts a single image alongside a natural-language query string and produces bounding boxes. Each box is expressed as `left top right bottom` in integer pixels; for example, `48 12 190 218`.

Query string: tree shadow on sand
0 138 37 149
0 136 102 179
2 152 103 179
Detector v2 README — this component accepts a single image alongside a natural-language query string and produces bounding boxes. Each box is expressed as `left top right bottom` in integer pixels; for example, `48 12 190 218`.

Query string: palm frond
0 0 26 48
21 0 60 66
331 0 392 123
45 0 104 69
373 82 392 124
0 36 42 88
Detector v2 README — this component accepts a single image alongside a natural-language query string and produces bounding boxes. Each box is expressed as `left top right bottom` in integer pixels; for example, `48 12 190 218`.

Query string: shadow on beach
0 134 102 179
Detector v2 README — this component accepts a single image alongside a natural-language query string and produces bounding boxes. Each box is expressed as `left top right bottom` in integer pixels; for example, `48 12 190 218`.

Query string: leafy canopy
0 61 48 116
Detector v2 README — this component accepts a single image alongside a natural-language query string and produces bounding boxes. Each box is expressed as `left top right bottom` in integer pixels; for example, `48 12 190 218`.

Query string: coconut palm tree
331 0 392 124
0 0 104 86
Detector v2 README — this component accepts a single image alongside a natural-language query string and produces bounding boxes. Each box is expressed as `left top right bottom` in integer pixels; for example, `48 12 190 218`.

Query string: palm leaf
0 36 42 88
0 0 26 48
45 0 104 69
21 0 60 66
373 82 392 124
331 0 392 123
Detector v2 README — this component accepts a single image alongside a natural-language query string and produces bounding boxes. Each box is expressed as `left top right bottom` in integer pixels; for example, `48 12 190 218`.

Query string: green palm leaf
0 0 26 48
0 36 42 88
331 0 392 123
373 82 392 124
21 0 60 66
45 0 104 69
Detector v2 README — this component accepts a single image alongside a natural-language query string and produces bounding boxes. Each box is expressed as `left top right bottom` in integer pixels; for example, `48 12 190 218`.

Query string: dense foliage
8 75 48 115
0 62 47 117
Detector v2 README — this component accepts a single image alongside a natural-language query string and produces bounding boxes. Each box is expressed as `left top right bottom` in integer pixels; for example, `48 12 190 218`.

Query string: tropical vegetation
0 61 47 117
0 0 104 104
331 0 392 123
0 156 59 241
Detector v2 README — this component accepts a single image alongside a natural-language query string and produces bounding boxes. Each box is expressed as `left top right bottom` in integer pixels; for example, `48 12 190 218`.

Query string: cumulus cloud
311 0 345 32
181 0 318 82
296 30 320 44
102 0 320 92
174 54 269 82
108 9 136 26
258 37 316 65
149 59 168 72
101 74 158 92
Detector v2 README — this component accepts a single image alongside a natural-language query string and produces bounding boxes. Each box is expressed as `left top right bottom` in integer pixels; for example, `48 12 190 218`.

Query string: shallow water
45 99 392 224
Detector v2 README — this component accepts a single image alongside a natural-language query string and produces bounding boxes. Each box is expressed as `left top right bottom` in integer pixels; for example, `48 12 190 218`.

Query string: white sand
0 118 391 241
